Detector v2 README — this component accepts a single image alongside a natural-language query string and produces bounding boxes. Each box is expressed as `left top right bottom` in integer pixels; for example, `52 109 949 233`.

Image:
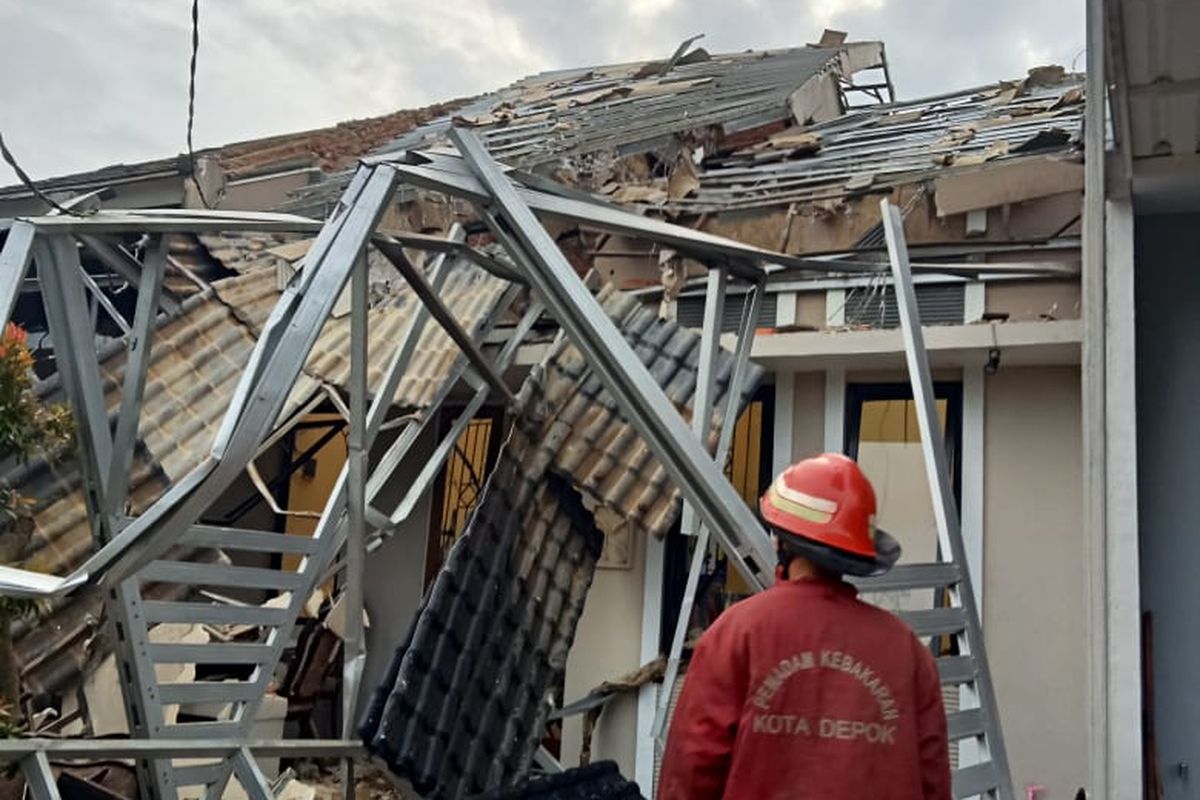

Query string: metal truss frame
0 131 1009 800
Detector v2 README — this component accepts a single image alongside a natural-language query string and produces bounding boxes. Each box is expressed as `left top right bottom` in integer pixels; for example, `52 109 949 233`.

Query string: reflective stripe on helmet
765 482 834 524
769 476 840 514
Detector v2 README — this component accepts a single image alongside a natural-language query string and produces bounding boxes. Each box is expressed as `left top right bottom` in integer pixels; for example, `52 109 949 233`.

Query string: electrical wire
0 132 84 216
187 0 212 208
2 0 211 216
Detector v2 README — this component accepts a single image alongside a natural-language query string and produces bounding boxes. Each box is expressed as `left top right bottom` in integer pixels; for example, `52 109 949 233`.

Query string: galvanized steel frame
652 280 765 745
450 127 778 589
0 137 1010 799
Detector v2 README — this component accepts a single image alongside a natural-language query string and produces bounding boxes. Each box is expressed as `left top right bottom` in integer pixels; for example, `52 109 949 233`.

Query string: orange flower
3 323 26 346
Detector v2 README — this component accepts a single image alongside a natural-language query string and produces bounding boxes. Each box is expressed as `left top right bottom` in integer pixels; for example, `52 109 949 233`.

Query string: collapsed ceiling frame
0 129 1010 800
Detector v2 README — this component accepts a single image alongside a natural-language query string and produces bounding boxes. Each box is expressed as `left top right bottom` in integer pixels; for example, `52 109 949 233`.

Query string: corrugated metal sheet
280 45 843 215
7 235 513 706
653 78 1086 212
441 47 841 168
201 237 516 415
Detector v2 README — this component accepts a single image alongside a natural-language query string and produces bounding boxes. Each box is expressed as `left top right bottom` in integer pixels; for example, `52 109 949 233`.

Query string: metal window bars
0 132 1010 800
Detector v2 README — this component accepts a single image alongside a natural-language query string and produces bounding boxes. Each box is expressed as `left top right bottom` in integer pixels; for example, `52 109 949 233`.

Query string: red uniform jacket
658 577 951 800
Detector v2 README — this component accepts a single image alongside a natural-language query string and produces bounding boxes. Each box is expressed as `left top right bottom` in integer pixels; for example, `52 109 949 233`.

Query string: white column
961 366 985 611
826 288 846 327
824 368 845 454
773 292 797 475
959 365 986 770
1082 0 1109 792
964 282 986 324
1104 196 1142 796
635 531 665 790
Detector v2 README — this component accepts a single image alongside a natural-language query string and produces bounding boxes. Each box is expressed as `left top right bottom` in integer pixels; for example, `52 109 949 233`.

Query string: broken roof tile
362 284 763 796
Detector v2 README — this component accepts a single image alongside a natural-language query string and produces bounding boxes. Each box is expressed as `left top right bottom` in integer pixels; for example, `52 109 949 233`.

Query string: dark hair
772 527 876 577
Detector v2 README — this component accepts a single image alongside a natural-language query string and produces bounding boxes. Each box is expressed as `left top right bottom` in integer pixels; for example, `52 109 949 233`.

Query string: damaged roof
0 102 469 204
404 46 848 167
279 42 862 215
7 237 513 703
282 67 1086 270
603 70 1086 213
362 286 762 797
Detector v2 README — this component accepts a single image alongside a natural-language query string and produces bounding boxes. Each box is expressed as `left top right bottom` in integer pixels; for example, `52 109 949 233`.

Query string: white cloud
626 0 680 19
0 0 1084 186
810 0 885 29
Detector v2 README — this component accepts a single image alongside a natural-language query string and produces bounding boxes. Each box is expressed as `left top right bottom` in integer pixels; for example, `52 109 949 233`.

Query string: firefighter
658 453 951 800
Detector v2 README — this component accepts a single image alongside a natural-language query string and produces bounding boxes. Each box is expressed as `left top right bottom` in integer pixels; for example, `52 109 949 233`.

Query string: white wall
984 365 1087 798
561 530 647 775
559 363 1088 797
359 424 437 710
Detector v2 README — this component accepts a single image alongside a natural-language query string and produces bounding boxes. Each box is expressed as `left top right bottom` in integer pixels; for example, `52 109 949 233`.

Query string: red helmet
759 453 900 576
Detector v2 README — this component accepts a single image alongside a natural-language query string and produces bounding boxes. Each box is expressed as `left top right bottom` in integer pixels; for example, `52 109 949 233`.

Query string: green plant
0 322 72 719
0 323 72 461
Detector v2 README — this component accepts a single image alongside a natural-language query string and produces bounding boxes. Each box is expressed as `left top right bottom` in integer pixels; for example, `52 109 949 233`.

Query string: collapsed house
0 32 1099 800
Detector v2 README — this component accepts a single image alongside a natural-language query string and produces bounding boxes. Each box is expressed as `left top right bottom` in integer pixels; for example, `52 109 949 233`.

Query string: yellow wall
284 415 347 572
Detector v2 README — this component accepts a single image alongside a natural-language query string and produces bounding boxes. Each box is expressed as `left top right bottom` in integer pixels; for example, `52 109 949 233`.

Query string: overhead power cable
0 132 84 217
187 0 213 208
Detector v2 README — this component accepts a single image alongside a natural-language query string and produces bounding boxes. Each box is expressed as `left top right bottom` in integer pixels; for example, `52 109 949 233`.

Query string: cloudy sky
0 0 1084 186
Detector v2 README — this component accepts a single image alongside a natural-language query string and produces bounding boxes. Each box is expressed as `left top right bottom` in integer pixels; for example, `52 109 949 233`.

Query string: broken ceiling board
609 184 669 205
839 40 888 73
1026 64 1069 87
933 155 1085 216
946 140 1012 168
1049 86 1085 110
266 237 317 262
816 29 848 47
667 153 701 200
82 656 132 737
625 77 714 97
788 70 843 126
325 591 370 639
766 129 823 153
